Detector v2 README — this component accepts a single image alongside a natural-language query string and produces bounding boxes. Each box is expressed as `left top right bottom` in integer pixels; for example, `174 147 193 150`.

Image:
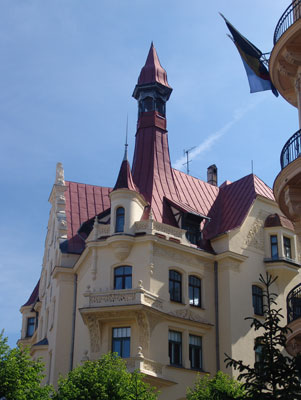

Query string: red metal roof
113 159 137 192
264 213 294 231
64 181 111 253
137 42 171 88
22 280 39 307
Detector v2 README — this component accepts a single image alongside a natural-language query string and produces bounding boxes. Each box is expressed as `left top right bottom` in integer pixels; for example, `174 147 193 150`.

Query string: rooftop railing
274 0 301 44
280 128 301 169
287 283 301 323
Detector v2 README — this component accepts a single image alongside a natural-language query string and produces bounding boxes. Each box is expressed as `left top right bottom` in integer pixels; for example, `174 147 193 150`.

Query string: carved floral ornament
243 210 269 251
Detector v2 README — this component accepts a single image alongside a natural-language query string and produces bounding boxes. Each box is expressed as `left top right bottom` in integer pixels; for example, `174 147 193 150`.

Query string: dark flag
220 13 278 97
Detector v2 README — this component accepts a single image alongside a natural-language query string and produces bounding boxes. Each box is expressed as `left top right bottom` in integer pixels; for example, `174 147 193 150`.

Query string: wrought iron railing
274 0 301 44
280 129 301 169
287 283 301 323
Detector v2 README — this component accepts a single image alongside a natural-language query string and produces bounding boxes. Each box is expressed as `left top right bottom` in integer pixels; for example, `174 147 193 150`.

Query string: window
189 334 202 370
252 285 263 316
270 235 278 259
115 207 125 233
254 341 264 373
169 330 182 366
169 270 182 302
189 276 201 307
112 327 131 358
26 317 35 337
114 266 132 289
283 237 292 259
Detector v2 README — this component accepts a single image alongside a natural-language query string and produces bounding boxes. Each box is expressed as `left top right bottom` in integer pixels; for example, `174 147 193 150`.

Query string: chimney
207 164 217 186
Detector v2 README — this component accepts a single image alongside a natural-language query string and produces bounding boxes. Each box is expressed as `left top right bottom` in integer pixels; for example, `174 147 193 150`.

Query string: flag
220 13 278 97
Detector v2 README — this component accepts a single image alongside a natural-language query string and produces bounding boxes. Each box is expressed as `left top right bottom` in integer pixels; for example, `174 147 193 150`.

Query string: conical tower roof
137 42 171 88
113 149 137 192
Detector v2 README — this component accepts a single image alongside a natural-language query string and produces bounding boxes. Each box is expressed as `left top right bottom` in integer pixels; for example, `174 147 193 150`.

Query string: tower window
112 327 131 358
189 276 201 307
143 97 154 112
270 235 278 259
114 266 132 290
169 330 182 366
115 207 125 233
252 285 263 316
283 237 292 259
155 98 165 116
169 270 182 303
189 334 202 370
26 317 35 337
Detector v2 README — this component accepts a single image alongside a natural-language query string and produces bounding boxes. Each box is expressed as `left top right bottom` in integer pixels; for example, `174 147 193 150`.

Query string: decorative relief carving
99 224 110 236
143 295 163 310
55 162 65 186
85 316 101 353
153 221 183 238
244 211 268 251
169 308 209 324
143 359 163 375
154 245 200 266
136 311 149 353
89 292 137 306
135 221 150 231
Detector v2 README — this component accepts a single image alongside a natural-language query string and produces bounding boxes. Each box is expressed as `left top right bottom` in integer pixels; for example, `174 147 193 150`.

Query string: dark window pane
189 276 201 307
115 277 123 289
169 330 182 366
26 317 35 337
252 285 263 315
125 276 132 289
112 327 131 358
284 237 292 259
270 235 278 259
123 338 130 358
114 266 132 290
115 207 125 233
113 339 121 355
169 270 182 302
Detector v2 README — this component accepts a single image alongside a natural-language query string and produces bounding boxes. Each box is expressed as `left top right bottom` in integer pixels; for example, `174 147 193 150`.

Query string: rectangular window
169 270 182 303
189 276 201 307
112 327 131 358
189 334 202 370
283 237 292 259
270 235 278 259
252 285 263 316
168 330 182 366
26 317 35 337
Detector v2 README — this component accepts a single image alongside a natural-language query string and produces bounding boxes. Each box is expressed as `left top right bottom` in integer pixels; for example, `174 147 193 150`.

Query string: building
19 39 301 399
270 0 301 356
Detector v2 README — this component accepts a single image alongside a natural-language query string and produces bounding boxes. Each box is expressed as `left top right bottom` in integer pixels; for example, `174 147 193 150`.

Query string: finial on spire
124 114 129 161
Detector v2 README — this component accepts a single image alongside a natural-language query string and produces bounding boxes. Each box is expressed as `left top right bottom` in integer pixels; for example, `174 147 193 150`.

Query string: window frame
114 266 132 290
169 270 182 303
168 330 182 366
26 316 35 337
252 285 264 316
189 275 202 307
270 235 278 259
112 327 131 358
189 334 202 370
115 207 125 233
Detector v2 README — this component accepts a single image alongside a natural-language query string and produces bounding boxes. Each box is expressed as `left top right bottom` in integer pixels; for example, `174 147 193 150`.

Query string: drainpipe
70 273 78 371
214 261 220 371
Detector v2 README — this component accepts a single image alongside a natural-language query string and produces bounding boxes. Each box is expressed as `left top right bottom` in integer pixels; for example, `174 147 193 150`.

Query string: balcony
280 129 301 169
274 0 301 44
269 0 301 107
286 283 301 355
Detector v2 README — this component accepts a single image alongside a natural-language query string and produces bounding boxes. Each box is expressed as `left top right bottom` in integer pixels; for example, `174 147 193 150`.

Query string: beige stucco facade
18 170 301 399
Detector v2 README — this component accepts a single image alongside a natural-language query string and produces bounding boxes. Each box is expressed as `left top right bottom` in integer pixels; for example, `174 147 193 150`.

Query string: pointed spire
113 147 137 192
124 115 128 161
137 42 171 88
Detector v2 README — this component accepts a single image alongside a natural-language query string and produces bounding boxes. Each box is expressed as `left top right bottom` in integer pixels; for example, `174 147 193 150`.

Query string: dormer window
283 237 292 259
270 235 278 259
115 207 125 233
182 214 202 245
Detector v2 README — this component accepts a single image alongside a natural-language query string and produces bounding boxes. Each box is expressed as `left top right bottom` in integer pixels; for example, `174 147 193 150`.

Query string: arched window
252 285 263 315
114 266 132 290
169 270 182 302
115 207 125 233
189 275 201 307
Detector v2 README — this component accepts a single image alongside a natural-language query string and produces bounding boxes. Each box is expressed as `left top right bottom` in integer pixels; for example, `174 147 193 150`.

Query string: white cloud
173 95 267 171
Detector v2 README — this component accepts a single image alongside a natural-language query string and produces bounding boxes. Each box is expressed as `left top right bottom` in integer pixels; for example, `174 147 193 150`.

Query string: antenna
124 114 129 161
183 146 196 175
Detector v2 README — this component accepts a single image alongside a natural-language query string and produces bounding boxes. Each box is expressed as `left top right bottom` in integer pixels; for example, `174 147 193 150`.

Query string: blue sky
0 0 297 347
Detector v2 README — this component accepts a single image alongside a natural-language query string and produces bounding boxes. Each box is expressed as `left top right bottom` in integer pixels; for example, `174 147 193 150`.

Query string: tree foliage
0 331 53 400
186 370 246 400
225 273 301 399
54 352 158 400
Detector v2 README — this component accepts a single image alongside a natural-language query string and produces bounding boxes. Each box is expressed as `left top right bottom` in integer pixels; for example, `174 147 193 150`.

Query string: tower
270 0 301 355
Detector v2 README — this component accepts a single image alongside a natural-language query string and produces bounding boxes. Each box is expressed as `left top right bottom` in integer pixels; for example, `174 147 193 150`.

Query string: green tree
0 331 53 400
186 370 246 400
225 273 301 399
54 352 158 400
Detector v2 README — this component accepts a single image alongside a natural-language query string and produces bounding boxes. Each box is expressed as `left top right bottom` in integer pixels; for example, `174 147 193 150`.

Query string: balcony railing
280 128 301 169
274 0 301 44
287 283 301 323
